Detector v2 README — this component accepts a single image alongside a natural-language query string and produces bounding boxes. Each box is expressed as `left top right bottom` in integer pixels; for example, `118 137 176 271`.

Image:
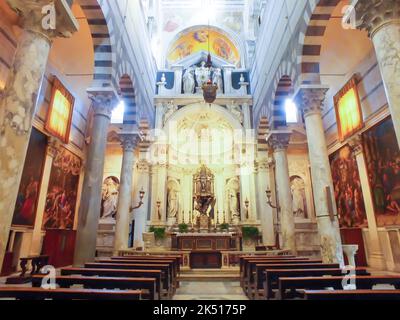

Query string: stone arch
78 0 117 88
297 0 341 85
119 75 137 125
271 75 293 129
257 116 270 154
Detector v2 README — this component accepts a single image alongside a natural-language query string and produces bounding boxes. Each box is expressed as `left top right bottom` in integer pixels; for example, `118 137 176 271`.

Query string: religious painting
167 27 241 67
45 77 75 144
290 176 308 219
100 176 120 222
334 75 363 142
12 128 47 227
363 118 400 227
42 147 81 230
330 145 367 228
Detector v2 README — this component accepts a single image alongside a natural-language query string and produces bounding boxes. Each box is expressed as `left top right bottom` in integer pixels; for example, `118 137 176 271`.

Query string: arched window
111 101 125 124
285 99 298 123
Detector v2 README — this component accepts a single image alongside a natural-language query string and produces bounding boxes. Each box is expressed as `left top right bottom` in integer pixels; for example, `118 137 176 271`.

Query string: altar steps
178 268 240 282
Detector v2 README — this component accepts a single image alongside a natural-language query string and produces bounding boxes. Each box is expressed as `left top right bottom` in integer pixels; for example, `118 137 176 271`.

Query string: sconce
244 198 250 220
130 188 145 212
266 189 280 211
156 199 162 220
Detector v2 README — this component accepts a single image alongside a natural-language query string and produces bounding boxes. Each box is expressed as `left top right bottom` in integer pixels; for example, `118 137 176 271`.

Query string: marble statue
183 68 195 94
228 190 240 224
291 176 306 219
195 61 211 92
167 188 179 218
228 103 244 124
212 68 223 94
100 177 119 222
163 101 177 124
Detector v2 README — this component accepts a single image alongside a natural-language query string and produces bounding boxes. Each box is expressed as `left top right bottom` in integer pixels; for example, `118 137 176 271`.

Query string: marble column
349 135 386 269
257 157 276 246
0 0 77 267
267 131 296 253
355 0 400 146
114 133 140 253
29 138 59 255
73 89 118 266
295 86 344 265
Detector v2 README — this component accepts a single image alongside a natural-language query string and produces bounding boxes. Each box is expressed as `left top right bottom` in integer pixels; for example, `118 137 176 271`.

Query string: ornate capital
257 158 273 171
137 159 150 173
355 0 400 38
348 134 364 156
119 133 140 153
87 87 119 119
266 131 292 152
7 0 78 41
295 85 329 117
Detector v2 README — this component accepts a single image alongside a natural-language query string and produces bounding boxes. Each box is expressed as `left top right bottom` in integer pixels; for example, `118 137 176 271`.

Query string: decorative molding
295 86 329 118
266 131 292 152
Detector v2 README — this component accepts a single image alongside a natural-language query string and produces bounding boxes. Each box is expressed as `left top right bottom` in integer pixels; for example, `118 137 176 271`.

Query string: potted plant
149 226 166 246
178 223 189 233
219 223 230 232
241 226 260 251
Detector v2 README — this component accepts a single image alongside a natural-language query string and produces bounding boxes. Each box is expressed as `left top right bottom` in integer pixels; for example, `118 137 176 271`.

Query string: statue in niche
100 176 119 222
212 68 223 94
290 176 307 219
228 189 240 224
228 103 244 124
167 187 179 218
183 68 195 94
195 61 211 92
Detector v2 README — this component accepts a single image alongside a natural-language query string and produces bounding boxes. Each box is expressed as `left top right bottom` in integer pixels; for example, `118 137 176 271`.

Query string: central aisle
173 281 248 300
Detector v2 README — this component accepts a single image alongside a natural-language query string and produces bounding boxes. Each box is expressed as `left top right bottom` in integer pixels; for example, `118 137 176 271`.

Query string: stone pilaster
73 89 118 266
0 0 78 267
295 85 344 265
355 0 400 146
266 131 296 253
349 134 386 269
114 133 140 253
133 158 151 248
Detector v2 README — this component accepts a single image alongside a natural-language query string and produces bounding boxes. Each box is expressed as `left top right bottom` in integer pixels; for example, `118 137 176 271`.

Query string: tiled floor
173 281 249 300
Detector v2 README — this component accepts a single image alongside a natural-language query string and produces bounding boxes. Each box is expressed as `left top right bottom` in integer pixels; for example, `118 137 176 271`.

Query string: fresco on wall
363 118 400 227
330 145 368 228
42 148 81 230
167 27 241 67
12 128 47 227
100 176 119 223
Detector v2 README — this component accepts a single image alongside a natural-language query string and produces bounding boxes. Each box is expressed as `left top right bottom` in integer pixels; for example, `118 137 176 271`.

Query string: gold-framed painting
334 75 363 142
45 77 75 144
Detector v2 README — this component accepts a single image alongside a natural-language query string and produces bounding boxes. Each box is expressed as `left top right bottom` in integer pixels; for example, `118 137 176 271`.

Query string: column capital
7 0 78 41
137 159 151 173
266 131 292 152
257 157 274 171
119 132 141 153
348 133 364 156
294 85 330 117
87 87 119 119
354 0 400 38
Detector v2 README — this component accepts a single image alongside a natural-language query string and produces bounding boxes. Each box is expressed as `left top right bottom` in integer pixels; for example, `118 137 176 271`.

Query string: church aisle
173 281 248 300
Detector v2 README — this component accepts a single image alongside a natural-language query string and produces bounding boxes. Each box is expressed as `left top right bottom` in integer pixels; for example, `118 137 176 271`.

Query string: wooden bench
264 268 370 300
6 255 49 284
278 275 400 300
31 275 159 300
84 262 173 296
60 268 164 298
304 289 400 300
0 287 142 300
112 255 182 273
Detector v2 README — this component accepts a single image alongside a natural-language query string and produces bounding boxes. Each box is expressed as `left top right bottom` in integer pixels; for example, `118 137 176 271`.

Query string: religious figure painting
100 176 119 222
12 128 47 227
42 148 81 230
363 118 400 227
330 145 368 228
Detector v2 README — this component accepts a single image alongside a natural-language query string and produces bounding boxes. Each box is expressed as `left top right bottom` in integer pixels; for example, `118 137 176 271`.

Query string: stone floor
173 281 248 300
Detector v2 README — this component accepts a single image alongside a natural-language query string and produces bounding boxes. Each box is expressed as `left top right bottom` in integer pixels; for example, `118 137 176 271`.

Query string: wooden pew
278 275 400 300
239 255 298 274
304 290 400 300
263 268 371 300
84 262 173 296
250 263 340 299
61 268 163 298
0 287 142 300
31 275 159 300
112 255 182 273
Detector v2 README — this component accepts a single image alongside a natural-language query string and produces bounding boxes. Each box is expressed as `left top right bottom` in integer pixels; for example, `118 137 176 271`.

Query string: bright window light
111 100 125 124
285 99 298 123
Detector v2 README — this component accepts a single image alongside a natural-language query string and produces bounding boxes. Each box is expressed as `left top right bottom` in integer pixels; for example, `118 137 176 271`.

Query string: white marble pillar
114 133 139 253
267 131 296 253
296 86 344 265
349 135 386 269
355 0 400 146
0 0 77 267
73 89 118 266
133 159 151 248
242 103 252 130
257 157 276 246
171 65 184 95
157 163 168 223
222 66 235 94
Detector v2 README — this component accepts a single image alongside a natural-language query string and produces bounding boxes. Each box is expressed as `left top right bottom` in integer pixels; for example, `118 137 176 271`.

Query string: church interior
0 0 400 302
